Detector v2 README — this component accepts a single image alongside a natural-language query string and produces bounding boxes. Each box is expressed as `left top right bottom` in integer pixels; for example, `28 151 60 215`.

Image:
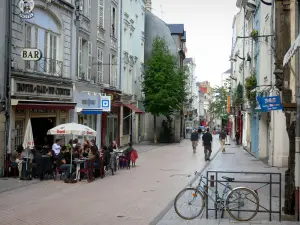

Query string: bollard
210 175 215 187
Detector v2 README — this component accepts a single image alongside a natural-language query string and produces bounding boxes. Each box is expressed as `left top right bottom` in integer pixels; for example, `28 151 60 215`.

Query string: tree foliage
142 36 188 116
208 86 229 120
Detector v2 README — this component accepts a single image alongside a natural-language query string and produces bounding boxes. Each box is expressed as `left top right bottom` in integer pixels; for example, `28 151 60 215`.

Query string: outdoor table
73 158 88 181
20 157 32 180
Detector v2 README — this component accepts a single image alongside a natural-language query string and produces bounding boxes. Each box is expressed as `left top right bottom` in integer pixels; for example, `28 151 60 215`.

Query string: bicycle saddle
222 176 235 182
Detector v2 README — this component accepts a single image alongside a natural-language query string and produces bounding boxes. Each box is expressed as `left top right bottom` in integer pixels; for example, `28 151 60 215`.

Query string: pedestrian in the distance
219 129 227 152
202 128 213 161
190 128 199 154
235 130 240 146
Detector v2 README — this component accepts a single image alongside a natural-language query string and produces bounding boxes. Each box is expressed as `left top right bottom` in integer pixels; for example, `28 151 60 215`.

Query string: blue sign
257 95 283 112
101 95 111 112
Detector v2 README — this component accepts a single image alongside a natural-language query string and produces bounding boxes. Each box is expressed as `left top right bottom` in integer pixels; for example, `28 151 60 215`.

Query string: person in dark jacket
190 129 199 154
202 128 213 161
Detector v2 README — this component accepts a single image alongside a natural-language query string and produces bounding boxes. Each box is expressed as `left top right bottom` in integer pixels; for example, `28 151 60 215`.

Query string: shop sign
257 95 283 112
18 0 35 19
101 95 111 112
12 80 72 98
82 99 96 106
21 48 42 61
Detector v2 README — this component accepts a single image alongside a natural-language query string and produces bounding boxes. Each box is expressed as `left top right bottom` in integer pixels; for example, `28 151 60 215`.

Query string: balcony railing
25 57 63 77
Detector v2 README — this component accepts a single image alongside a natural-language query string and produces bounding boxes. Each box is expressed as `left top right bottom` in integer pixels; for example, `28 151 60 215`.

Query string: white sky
151 0 239 86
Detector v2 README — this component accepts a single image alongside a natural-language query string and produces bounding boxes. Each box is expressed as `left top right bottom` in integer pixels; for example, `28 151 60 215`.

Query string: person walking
219 129 227 152
190 129 199 154
202 128 213 161
235 130 240 145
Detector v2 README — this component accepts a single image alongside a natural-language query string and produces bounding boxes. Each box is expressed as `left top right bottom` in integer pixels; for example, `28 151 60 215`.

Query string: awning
283 33 300 66
81 109 102 115
123 103 144 114
14 100 76 110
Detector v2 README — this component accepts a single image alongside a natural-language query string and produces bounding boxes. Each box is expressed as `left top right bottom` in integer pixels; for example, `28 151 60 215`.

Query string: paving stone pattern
0 138 219 225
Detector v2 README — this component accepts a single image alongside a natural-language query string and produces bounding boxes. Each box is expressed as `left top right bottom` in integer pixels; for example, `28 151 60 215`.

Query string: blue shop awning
81 108 103 115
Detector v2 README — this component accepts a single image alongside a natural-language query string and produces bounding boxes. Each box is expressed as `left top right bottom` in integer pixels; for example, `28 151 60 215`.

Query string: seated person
82 144 90 158
10 145 24 178
56 147 74 178
88 146 100 169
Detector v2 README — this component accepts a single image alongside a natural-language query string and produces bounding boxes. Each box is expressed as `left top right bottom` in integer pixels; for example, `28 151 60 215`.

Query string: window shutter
98 0 104 28
87 41 92 81
97 47 103 83
78 37 82 78
88 0 92 19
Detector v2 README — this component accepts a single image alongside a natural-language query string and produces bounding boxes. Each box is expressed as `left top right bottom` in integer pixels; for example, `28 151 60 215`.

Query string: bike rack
205 170 282 221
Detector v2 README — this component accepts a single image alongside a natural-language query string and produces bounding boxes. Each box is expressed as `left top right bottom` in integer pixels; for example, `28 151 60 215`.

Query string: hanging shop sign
21 48 42 61
18 0 35 19
100 95 111 112
257 95 283 112
11 79 73 98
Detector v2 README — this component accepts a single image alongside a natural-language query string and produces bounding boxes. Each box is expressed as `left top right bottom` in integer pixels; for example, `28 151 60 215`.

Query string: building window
123 107 130 135
25 23 59 76
97 47 103 83
98 0 104 28
87 0 92 19
110 55 116 87
111 7 116 37
78 37 91 80
14 120 25 152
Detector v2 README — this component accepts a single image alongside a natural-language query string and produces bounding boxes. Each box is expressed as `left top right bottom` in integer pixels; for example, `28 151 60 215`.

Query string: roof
181 31 186 42
167 24 184 35
183 58 193 64
222 68 232 74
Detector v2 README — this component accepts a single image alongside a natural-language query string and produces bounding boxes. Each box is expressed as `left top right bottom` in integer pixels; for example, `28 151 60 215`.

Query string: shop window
123 107 130 135
14 120 24 151
78 114 97 131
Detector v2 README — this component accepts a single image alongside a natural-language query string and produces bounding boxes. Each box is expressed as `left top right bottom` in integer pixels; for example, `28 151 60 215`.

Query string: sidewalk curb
148 147 222 225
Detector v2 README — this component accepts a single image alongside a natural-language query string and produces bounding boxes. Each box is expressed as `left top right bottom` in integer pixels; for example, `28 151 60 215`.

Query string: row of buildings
228 0 287 167
0 0 196 176
227 0 300 216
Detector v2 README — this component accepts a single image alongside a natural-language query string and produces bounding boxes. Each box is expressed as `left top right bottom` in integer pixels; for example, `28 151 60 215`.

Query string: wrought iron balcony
25 57 63 77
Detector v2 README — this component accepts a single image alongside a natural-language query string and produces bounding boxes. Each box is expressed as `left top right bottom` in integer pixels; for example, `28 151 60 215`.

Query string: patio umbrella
23 119 35 170
47 122 97 178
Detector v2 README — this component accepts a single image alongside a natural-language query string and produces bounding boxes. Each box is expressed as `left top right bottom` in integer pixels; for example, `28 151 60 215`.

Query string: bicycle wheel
226 187 259 221
174 188 205 220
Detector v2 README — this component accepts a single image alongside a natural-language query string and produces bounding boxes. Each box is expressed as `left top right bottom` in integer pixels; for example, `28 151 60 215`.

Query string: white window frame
87 41 92 81
87 0 92 19
110 54 114 86
97 47 103 83
25 23 59 76
98 0 104 28
78 37 82 78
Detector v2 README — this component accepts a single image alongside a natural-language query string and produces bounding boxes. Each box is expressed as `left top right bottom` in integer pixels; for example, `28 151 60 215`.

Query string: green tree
208 86 229 124
142 36 188 143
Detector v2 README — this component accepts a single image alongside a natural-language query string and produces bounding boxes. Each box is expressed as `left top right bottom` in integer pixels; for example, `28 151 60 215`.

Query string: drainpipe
295 0 300 220
3 0 12 176
270 0 275 167
241 7 246 144
119 0 123 91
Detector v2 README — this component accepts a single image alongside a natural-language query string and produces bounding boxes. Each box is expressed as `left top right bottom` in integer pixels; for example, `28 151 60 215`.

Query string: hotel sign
11 79 73 98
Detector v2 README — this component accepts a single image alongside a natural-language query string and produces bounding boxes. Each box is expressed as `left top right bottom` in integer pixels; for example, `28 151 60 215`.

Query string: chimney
145 0 152 11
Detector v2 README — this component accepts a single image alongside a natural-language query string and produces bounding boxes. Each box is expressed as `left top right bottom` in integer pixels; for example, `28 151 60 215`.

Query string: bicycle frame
196 175 232 209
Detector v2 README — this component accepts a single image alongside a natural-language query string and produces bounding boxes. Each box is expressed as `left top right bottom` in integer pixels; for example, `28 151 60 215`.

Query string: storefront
73 91 102 147
9 78 75 153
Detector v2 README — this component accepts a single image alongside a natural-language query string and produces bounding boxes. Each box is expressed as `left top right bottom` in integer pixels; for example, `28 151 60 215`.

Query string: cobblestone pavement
0 138 220 225
155 142 299 225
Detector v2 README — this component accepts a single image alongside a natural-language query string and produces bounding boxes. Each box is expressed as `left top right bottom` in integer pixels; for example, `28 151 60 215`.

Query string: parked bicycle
174 171 260 221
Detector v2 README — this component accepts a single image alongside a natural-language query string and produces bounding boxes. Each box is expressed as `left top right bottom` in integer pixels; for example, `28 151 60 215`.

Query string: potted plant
250 29 259 40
